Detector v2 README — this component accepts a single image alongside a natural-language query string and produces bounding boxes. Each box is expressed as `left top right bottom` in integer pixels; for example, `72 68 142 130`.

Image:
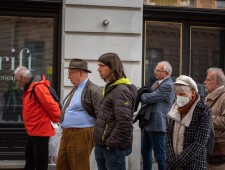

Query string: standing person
166 75 211 169
93 53 137 170
204 67 225 170
141 61 175 170
14 66 60 170
56 58 102 170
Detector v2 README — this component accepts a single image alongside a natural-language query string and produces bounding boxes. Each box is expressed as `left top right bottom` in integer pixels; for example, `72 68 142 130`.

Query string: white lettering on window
0 48 34 71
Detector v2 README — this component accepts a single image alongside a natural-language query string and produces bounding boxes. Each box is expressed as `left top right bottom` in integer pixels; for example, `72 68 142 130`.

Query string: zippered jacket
22 75 60 136
93 78 137 149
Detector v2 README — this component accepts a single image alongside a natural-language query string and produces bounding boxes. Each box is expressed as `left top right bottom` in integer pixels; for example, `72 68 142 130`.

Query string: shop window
144 0 225 9
0 16 54 123
190 26 225 96
144 21 181 87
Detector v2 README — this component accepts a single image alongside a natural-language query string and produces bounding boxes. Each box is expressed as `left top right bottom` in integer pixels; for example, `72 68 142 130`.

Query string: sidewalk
0 160 24 169
0 160 158 170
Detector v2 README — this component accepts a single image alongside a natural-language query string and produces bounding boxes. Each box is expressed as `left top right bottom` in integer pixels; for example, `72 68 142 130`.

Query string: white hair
158 61 172 76
14 66 32 79
207 67 225 85
173 84 192 93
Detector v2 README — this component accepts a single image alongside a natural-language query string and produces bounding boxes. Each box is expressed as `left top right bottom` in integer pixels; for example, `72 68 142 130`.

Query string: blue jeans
94 145 126 170
141 131 166 170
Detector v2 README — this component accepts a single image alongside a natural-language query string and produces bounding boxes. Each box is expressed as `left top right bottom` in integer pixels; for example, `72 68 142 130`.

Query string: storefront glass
190 26 225 96
0 16 54 123
144 0 225 9
144 21 181 87
144 20 225 97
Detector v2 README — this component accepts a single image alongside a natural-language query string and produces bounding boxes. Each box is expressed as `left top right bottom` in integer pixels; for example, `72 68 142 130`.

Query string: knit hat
174 75 198 93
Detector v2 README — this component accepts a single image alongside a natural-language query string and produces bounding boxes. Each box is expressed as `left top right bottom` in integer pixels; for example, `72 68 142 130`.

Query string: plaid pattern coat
166 98 211 170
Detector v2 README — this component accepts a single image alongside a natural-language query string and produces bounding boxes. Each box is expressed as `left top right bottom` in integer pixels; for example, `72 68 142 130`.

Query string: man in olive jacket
93 53 137 170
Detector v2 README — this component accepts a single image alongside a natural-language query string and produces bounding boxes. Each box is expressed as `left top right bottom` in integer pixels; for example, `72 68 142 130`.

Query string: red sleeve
34 84 60 123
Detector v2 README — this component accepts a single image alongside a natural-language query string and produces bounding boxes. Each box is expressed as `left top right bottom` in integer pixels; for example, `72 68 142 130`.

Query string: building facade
62 1 142 169
0 0 225 169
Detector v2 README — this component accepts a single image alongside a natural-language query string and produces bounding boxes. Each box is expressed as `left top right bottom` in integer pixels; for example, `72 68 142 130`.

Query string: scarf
178 93 198 120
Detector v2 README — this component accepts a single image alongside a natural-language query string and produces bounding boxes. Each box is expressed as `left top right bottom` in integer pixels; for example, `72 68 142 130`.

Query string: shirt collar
77 78 88 89
158 76 169 84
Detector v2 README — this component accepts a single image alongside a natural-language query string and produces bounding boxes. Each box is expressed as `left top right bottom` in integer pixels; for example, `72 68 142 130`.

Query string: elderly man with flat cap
56 59 102 170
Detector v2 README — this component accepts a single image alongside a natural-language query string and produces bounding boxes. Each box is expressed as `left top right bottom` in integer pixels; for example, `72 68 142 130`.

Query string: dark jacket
133 104 152 129
166 98 211 170
63 79 102 118
93 78 137 149
133 86 152 129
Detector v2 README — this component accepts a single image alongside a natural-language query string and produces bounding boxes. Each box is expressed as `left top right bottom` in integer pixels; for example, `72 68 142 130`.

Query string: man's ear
216 80 221 86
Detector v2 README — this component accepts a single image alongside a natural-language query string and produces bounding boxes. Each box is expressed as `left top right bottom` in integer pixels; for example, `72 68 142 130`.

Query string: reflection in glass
144 0 225 10
190 26 225 97
0 16 54 123
144 21 181 87
2 81 23 121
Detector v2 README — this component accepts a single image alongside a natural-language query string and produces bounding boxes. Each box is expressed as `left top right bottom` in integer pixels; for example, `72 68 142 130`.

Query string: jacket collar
103 78 131 97
205 85 225 101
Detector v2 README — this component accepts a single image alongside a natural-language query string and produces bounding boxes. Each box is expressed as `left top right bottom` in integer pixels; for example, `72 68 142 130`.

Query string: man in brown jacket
56 59 102 170
204 67 225 170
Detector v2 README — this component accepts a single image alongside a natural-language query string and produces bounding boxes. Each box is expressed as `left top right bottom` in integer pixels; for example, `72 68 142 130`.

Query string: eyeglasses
68 70 79 75
154 69 166 73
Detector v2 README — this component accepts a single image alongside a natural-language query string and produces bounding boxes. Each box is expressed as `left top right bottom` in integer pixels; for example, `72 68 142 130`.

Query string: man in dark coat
93 53 137 170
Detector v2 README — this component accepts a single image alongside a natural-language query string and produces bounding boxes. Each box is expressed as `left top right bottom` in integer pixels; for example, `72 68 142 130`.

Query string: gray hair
14 66 32 79
158 61 172 76
207 67 225 85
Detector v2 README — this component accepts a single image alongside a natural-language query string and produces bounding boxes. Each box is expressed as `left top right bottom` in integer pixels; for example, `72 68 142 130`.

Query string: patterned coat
166 98 211 170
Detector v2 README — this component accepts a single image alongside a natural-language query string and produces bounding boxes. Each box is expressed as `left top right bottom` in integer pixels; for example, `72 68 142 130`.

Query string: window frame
143 5 225 86
0 0 62 159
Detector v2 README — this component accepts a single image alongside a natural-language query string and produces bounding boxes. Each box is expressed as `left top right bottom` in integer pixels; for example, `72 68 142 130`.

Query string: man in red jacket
14 66 60 170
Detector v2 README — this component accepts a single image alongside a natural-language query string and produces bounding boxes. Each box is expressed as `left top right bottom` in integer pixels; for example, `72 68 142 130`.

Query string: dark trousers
141 131 166 170
24 136 49 170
